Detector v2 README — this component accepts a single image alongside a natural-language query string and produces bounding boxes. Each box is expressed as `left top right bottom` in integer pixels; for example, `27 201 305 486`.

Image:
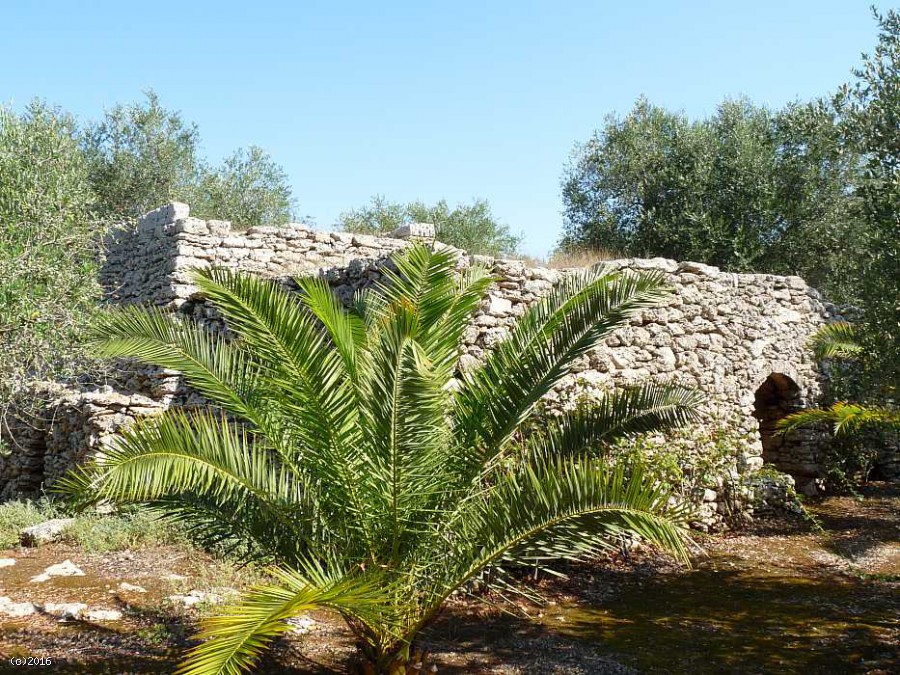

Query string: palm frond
295 275 367 379
778 401 900 436
508 384 703 472
454 266 671 468
93 306 259 410
54 410 316 558
810 322 864 361
193 268 369 531
435 455 690 608
178 563 388 675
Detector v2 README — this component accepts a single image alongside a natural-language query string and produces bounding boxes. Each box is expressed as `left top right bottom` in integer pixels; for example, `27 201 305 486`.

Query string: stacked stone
0 383 167 498
441 256 835 487
4 202 857 513
41 388 166 488
102 203 412 310
0 394 53 499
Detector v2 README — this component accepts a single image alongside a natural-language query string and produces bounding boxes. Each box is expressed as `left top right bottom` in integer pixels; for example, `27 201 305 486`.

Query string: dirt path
0 484 897 674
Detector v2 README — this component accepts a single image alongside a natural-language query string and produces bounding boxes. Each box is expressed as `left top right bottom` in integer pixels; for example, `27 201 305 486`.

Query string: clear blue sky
1 1 885 256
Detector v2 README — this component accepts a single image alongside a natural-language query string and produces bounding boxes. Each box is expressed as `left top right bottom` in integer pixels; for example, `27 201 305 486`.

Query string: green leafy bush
339 194 521 256
0 101 102 404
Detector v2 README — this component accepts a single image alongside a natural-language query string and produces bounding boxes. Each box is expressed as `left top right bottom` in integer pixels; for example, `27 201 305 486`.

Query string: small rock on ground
166 590 225 608
41 602 88 620
0 596 37 617
29 559 86 583
0 558 15 568
20 519 75 546
116 582 147 593
82 608 123 622
287 615 317 635
160 573 188 582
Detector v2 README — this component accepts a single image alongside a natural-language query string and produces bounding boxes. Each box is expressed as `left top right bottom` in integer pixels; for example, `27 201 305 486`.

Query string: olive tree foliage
0 102 102 403
837 8 900 395
339 195 522 256
83 91 295 226
82 91 203 220
561 97 865 302
197 146 294 227
0 93 295 422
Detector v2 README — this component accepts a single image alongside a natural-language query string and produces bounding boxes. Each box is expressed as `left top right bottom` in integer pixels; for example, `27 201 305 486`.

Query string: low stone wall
2 203 851 513
101 203 409 309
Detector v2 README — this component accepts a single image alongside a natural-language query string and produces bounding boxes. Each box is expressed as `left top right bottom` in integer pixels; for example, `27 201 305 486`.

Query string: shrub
60 244 700 673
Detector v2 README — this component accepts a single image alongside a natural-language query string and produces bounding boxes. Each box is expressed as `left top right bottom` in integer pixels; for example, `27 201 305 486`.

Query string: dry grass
521 247 623 269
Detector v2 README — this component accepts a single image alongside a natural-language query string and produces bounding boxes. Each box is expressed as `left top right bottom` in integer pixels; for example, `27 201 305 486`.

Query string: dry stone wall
2 203 849 516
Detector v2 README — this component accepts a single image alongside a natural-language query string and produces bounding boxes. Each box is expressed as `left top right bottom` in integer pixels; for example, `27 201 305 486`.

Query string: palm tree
59 244 700 674
779 322 899 436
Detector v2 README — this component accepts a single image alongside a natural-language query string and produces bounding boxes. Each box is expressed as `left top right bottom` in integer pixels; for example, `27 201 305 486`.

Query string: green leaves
62 244 699 672
0 101 101 399
778 402 900 437
178 563 389 675
524 384 705 465
338 195 521 256
443 455 690 589
454 265 671 463
561 95 866 301
84 91 294 225
809 322 864 361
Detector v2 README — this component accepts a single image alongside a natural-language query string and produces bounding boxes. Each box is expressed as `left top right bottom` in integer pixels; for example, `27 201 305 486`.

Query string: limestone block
352 234 378 247
207 219 232 235
390 222 435 239
173 218 209 235
246 226 279 236
487 295 513 316
677 261 719 276
20 519 75 546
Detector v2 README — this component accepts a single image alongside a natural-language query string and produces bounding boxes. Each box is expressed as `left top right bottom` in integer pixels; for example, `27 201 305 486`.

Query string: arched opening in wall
753 373 803 475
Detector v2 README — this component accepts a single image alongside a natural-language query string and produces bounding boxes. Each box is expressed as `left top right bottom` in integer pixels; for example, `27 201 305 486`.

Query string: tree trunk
357 648 431 674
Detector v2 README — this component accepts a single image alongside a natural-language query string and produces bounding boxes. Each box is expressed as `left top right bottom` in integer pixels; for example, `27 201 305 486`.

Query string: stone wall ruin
1 203 854 517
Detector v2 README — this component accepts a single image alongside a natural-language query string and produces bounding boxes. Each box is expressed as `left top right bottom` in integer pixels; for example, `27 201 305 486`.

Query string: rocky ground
0 484 897 674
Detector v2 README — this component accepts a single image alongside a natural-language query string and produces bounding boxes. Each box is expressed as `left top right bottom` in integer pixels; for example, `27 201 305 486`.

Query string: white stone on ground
287 615 318 635
117 582 147 593
41 602 88 619
29 559 86 583
166 590 225 608
82 608 123 621
0 596 37 617
0 558 15 568
160 573 188 582
20 518 75 546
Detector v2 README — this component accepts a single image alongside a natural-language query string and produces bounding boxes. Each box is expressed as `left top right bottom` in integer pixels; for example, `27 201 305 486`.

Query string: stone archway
753 373 803 475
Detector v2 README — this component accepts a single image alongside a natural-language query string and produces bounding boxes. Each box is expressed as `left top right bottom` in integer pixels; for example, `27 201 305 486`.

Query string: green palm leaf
455 266 670 471
59 244 699 673
810 321 864 361
778 401 900 436
178 563 388 675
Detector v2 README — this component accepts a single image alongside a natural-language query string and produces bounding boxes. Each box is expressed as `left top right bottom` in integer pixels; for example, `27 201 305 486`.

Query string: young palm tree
779 322 899 435
59 244 701 674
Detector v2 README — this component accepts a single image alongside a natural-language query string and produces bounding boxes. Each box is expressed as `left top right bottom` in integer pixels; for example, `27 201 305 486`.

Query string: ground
0 485 897 674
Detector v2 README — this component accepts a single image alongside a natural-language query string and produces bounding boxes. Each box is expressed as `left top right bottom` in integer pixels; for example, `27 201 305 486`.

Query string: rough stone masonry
0 203 858 521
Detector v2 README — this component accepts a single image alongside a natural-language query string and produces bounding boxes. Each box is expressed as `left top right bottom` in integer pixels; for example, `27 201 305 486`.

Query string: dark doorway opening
753 373 803 475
